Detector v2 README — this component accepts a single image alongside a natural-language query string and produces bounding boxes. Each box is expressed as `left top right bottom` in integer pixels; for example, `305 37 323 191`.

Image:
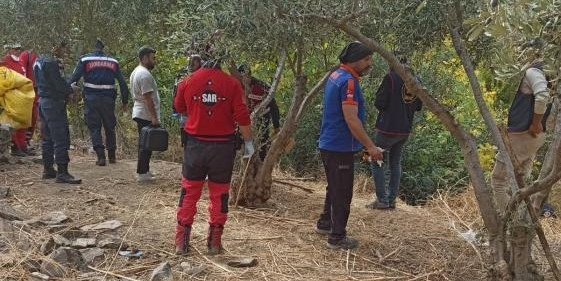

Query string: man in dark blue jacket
35 40 81 184
70 39 129 166
367 58 422 210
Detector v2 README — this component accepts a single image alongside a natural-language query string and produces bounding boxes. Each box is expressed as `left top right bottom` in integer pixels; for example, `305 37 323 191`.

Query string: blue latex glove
179 114 187 127
243 140 255 159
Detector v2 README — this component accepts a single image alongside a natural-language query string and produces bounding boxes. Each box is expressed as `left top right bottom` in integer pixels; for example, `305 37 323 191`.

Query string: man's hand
243 139 255 159
70 82 80 93
151 118 160 127
528 121 543 137
366 146 384 161
121 103 128 112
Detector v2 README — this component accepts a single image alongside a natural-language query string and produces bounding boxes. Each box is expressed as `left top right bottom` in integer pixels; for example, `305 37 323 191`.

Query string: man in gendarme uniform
491 58 551 213
34 40 82 184
316 42 383 250
70 39 130 166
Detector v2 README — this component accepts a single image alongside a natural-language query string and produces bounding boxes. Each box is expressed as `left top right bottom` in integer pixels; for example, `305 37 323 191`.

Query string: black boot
95 148 106 166
42 165 57 179
11 145 26 157
108 149 116 164
175 225 192 255
56 164 82 184
207 225 224 255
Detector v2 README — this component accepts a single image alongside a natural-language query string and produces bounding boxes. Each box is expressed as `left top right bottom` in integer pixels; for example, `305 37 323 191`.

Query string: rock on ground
0 202 27 221
0 186 9 199
40 247 86 278
79 248 105 265
80 220 122 231
150 261 173 281
29 271 50 281
71 238 96 249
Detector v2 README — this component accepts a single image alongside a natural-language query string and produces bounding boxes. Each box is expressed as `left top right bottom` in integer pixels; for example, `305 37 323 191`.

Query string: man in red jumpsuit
3 42 33 156
173 56 254 255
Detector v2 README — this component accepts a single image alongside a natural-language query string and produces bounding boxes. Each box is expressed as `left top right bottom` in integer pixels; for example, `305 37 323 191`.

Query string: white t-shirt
130 65 160 122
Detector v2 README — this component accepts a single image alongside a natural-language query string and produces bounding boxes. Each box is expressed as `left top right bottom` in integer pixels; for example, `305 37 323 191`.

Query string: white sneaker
147 171 157 177
137 173 155 182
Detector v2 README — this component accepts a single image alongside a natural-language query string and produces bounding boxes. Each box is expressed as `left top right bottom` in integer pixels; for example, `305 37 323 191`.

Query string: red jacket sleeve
231 78 250 126
174 78 188 114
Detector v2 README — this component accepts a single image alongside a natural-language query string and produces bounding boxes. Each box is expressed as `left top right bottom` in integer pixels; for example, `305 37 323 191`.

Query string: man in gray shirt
130 46 159 182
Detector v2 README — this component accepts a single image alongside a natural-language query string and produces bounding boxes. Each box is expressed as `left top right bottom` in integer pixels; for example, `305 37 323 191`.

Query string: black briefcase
140 126 169 151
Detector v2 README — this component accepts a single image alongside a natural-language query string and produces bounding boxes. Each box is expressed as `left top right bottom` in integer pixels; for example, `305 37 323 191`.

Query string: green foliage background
1 0 558 205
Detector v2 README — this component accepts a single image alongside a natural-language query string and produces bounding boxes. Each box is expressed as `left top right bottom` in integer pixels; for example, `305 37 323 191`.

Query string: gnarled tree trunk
230 45 333 206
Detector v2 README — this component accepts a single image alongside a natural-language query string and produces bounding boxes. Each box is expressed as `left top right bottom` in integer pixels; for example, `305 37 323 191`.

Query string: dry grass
0 155 506 280
427 185 561 281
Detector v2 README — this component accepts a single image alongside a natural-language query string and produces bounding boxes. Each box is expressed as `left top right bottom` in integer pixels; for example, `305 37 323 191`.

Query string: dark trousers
317 149 355 242
84 95 116 151
135 118 152 174
182 136 236 183
39 98 70 166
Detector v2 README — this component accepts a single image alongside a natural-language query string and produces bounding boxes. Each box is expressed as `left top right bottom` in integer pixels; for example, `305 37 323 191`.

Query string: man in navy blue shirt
367 58 422 210
71 39 129 166
316 42 383 250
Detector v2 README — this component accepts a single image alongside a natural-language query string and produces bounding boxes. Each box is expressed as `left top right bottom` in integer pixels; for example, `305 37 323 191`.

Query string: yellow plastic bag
0 66 35 129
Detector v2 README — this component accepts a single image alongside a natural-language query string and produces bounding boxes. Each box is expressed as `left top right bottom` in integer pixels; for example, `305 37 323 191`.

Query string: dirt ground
1 151 558 280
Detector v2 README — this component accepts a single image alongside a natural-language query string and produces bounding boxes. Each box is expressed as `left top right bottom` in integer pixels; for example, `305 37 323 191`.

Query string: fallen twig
233 209 308 225
227 236 283 241
405 270 443 281
350 253 414 277
87 265 142 281
273 179 313 193
192 245 232 273
273 176 314 181
234 157 253 207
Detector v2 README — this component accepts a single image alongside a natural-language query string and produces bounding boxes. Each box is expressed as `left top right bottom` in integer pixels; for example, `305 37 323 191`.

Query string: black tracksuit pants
317 149 355 242
134 118 152 174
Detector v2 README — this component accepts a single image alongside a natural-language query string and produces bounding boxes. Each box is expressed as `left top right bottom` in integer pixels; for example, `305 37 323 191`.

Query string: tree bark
233 44 332 206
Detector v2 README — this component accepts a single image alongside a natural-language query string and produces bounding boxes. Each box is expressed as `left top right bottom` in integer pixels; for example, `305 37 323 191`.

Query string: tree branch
295 66 337 121
250 47 287 121
446 3 521 204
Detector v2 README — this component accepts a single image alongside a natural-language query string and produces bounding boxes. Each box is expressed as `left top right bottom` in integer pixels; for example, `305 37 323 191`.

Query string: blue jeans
370 133 408 205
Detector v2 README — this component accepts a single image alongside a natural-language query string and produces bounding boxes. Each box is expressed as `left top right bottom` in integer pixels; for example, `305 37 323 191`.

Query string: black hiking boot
95 148 106 166
207 225 224 255
365 200 390 210
175 225 192 255
55 164 82 184
42 166 57 179
108 149 116 164
11 149 26 157
315 219 331 235
327 236 359 250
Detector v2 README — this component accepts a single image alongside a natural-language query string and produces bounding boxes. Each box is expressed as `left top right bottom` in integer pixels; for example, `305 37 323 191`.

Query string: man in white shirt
130 46 160 181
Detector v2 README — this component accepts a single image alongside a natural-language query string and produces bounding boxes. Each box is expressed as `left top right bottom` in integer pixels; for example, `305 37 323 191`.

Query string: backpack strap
342 78 357 105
